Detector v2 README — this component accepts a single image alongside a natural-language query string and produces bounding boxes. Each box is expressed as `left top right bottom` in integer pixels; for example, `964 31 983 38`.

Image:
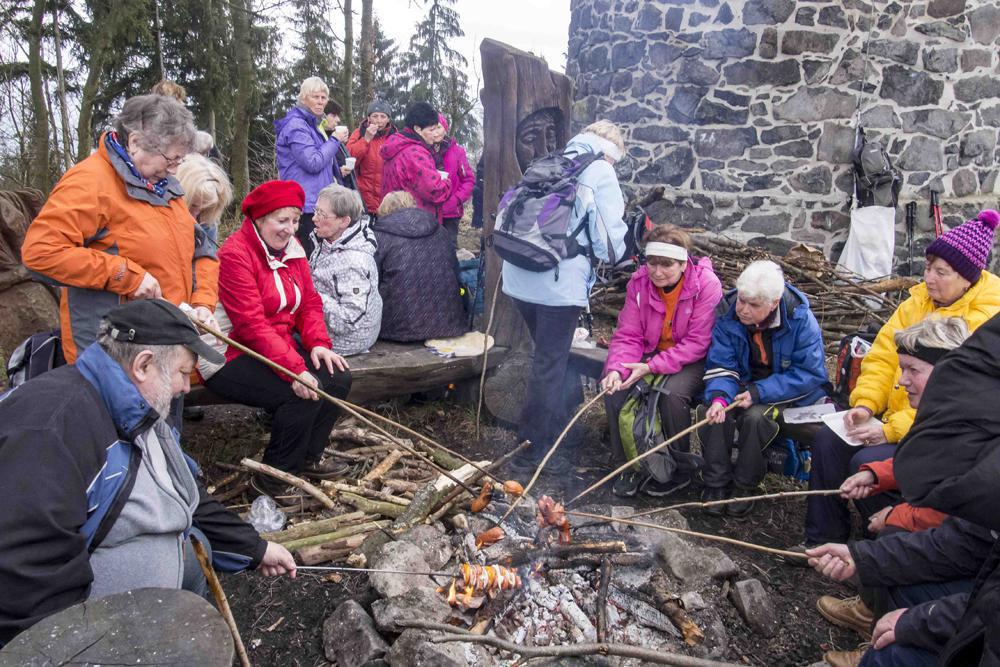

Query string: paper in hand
820 410 884 447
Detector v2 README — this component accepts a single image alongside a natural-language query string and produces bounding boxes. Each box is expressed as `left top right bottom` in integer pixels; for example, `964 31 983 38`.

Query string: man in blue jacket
0 300 297 646
697 260 828 516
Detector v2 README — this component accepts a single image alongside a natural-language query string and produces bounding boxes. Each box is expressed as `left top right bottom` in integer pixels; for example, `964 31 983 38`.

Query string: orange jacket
346 122 396 214
861 458 948 532
21 133 218 363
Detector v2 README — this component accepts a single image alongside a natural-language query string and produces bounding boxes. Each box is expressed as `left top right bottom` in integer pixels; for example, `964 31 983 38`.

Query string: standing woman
432 114 475 248
274 76 349 257
347 100 396 218
501 120 630 473
205 181 353 500
21 94 217 363
601 225 722 497
380 102 452 222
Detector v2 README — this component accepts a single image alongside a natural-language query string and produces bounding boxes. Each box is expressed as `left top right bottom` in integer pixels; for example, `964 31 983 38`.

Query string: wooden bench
186 340 509 406
569 346 608 379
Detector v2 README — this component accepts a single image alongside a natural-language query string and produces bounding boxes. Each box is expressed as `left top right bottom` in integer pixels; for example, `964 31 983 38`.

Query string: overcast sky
374 0 571 82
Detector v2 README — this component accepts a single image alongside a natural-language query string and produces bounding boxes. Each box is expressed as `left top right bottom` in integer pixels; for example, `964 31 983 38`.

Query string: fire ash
536 495 572 545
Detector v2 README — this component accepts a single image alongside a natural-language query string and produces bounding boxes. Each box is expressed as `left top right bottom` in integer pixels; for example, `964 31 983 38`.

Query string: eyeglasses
313 209 337 221
157 150 185 166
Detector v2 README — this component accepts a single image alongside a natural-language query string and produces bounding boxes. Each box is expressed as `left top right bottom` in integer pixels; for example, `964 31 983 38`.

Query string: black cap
104 300 225 365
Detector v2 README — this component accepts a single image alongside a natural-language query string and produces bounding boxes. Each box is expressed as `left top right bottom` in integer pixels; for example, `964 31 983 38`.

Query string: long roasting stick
566 402 740 507
499 387 611 524
191 536 251 667
297 565 453 576
633 488 842 518
189 320 478 495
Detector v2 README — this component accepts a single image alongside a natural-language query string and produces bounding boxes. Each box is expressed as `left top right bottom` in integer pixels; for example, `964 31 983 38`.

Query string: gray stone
781 30 840 55
645 199 709 228
860 105 901 129
792 165 833 194
694 127 758 159
715 89 750 107
700 158 725 170
901 109 972 139
879 65 944 107
583 72 612 95
802 58 834 84
681 591 708 611
739 196 765 209
730 159 770 173
695 99 748 125
830 47 866 85
729 579 777 637
773 139 814 158
961 49 992 72
915 19 969 42
369 541 435 598
743 0 795 25
818 5 849 28
774 87 855 122
811 209 851 233
667 87 708 124
632 125 690 143
638 145 696 186
677 59 721 86
960 130 998 167
868 39 919 65
898 136 944 171
743 173 780 190
723 59 800 87
817 122 856 163
702 28 756 59
690 12 712 28
795 6 815 26
716 2 734 24
834 169 855 194
649 42 684 68
397 524 452 570
666 7 685 31
612 70 632 93
580 45 608 72
981 170 998 196
922 48 958 73
748 236 797 255
749 146 774 160
632 72 663 97
927 0 966 17
702 172 741 192
743 212 792 234
771 158 809 172
324 600 391 666
983 106 1000 127
634 3 662 31
759 27 778 59
955 76 1000 104
969 4 1000 44
657 532 739 583
952 169 978 197
389 629 495 667
612 41 646 70
609 102 659 124
371 587 452 634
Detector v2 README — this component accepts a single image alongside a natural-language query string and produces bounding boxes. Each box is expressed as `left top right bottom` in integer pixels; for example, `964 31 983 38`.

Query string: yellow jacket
851 271 1000 442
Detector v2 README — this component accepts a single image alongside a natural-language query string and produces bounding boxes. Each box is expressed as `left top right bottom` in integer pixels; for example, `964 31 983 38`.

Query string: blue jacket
0 343 265 644
502 132 629 308
702 283 828 406
274 105 342 213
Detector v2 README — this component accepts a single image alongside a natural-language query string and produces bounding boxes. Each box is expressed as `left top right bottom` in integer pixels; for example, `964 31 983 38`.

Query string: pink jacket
437 116 475 220
603 256 723 380
380 129 451 223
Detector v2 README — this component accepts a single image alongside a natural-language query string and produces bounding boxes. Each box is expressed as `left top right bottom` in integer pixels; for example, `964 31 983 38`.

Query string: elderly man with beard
0 300 296 646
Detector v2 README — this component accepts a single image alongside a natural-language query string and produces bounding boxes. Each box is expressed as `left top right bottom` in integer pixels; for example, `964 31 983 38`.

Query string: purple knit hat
925 209 1000 283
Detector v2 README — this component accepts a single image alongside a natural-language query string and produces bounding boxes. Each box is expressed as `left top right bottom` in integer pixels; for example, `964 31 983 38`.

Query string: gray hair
894 316 970 353
192 130 215 156
113 94 196 154
736 260 786 303
297 76 329 104
97 318 183 375
316 184 364 223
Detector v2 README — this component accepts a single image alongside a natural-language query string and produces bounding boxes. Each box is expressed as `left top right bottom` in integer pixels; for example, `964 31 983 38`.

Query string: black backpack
853 128 901 208
5 330 65 390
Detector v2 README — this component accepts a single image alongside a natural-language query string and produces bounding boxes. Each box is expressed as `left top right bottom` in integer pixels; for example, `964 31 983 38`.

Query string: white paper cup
438 170 449 179
335 125 348 134
344 157 357 170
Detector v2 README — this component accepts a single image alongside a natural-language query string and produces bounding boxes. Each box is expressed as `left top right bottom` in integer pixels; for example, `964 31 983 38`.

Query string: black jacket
0 344 265 645
373 207 467 342
894 312 1000 665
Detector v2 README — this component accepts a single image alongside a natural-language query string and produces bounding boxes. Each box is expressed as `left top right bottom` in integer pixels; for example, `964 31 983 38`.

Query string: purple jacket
274 105 341 213
439 141 474 220
380 130 451 223
603 256 723 380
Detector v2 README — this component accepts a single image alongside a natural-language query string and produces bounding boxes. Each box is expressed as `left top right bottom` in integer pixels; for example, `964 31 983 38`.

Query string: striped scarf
106 131 169 198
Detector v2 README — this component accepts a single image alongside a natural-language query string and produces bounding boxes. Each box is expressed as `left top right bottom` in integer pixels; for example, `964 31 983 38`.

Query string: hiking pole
930 190 943 238
905 201 917 276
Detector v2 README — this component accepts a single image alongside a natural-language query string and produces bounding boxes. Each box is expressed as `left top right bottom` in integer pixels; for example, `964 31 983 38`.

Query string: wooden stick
337 492 408 519
429 440 531 520
362 449 405 483
394 620 740 666
322 481 411 506
565 510 808 560
190 536 250 667
500 388 611 523
634 488 843 518
240 458 335 509
476 272 502 441
261 511 367 543
566 402 739 507
281 520 390 552
382 478 420 494
596 558 611 643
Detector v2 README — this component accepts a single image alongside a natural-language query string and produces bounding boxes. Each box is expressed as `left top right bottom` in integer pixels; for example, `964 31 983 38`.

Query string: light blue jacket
502 133 628 308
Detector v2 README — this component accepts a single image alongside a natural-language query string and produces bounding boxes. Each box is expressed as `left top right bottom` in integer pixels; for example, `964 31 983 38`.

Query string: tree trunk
27 0 50 192
358 0 373 111
51 5 73 171
341 0 354 129
75 45 107 161
230 0 253 202
152 0 165 80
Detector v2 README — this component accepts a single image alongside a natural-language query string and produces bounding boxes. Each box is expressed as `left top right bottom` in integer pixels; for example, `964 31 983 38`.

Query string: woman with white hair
274 76 351 257
697 260 829 516
501 119 630 475
176 153 233 246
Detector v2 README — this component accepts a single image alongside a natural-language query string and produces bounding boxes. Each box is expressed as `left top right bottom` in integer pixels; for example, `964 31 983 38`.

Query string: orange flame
446 579 458 605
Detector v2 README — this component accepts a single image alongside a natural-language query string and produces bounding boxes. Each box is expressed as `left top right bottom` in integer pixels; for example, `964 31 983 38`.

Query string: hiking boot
301 456 350 481
701 486 730 517
612 469 646 497
817 595 874 639
823 645 869 667
726 488 757 518
641 473 691 498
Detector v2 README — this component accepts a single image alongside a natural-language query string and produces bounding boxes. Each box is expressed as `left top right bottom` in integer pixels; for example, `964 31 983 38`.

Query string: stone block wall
567 0 1000 271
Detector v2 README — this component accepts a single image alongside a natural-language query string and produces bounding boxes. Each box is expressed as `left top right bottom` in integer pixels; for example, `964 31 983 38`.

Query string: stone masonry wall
567 0 1000 272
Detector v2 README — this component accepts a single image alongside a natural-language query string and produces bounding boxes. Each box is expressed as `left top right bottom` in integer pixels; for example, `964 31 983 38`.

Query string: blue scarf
106 131 169 198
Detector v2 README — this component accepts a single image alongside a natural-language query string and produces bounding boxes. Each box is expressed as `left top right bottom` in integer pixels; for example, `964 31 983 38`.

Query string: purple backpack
494 151 602 273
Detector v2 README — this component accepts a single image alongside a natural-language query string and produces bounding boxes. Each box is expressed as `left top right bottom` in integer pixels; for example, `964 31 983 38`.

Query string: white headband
645 242 688 262
586 134 624 162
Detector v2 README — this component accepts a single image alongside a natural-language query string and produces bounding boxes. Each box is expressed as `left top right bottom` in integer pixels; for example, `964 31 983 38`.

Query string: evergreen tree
367 17 407 125
286 0 342 106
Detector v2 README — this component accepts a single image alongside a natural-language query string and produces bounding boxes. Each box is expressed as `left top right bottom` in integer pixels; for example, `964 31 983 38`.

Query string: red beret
241 180 305 220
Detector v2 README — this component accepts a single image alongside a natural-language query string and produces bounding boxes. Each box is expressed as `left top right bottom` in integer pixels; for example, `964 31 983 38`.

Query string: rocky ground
184 394 862 667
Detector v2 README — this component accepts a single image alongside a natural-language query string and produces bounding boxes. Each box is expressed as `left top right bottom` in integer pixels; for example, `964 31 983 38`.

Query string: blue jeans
805 425 896 543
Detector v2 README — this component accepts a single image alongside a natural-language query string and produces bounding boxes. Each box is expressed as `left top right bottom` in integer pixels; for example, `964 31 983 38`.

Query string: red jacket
380 130 451 223
216 218 331 382
346 121 396 215
861 458 948 532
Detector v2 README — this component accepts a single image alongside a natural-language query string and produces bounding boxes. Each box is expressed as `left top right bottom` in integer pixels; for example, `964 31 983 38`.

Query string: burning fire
440 564 523 609
536 495 572 545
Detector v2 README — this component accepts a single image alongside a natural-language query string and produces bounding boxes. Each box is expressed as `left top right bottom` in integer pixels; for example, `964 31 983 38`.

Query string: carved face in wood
515 108 563 172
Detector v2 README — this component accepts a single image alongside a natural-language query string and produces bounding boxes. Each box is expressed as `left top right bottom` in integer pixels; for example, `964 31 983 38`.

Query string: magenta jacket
380 129 451 223
603 256 723 380
437 116 475 220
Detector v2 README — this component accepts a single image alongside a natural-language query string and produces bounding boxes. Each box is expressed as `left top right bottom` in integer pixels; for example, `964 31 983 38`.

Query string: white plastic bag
247 495 286 532
837 206 896 280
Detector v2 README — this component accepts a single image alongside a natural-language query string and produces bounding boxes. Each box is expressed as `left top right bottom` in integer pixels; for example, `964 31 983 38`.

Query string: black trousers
442 217 461 249
206 350 352 474
295 212 316 258
513 299 584 459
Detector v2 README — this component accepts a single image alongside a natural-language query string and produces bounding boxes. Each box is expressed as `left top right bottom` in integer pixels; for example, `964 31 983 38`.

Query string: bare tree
359 0 373 111
230 0 254 202
341 0 354 128
27 0 50 191
51 2 73 171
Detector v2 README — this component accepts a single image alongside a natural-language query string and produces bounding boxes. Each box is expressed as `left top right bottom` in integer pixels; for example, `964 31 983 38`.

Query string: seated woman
804 209 1000 547
372 191 466 342
600 224 722 498
176 153 232 247
309 183 382 356
698 260 829 517
205 180 352 500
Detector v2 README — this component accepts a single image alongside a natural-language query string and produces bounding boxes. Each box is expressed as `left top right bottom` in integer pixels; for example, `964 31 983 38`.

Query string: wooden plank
569 346 608 379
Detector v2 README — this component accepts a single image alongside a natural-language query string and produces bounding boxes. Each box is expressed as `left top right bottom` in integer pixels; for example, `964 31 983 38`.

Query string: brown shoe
823 645 869 667
301 456 350 480
817 595 874 639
